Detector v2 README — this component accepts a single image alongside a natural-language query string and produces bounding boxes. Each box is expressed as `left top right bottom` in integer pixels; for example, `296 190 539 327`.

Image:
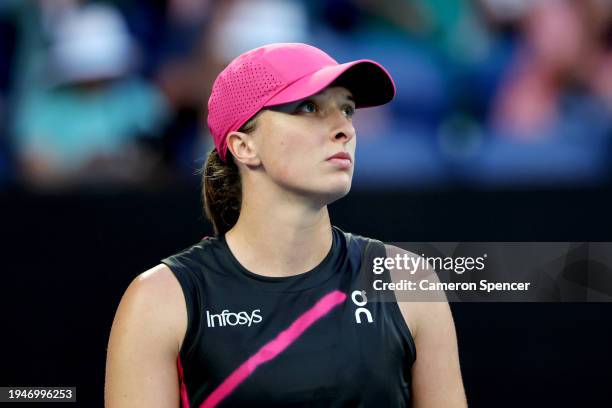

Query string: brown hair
202 114 259 236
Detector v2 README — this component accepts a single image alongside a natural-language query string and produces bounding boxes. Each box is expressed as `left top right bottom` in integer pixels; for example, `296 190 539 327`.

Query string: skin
222 86 357 279
105 86 467 407
386 245 468 407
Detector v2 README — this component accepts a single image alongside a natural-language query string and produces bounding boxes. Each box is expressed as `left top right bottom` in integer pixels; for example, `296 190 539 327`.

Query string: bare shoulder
130 264 184 302
383 244 449 340
383 244 467 406
105 264 188 407
112 263 187 353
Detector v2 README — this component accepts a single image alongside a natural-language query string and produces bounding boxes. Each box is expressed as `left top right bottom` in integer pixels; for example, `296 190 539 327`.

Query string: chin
285 173 353 204
319 180 352 204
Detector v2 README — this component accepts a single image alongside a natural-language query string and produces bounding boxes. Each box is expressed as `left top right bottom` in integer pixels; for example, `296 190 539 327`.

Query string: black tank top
162 226 416 408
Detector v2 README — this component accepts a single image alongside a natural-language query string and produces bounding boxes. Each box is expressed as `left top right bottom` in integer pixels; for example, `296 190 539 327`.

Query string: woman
105 43 467 407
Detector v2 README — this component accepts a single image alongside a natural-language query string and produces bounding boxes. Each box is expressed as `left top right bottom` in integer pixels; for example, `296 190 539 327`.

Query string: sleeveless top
161 226 416 408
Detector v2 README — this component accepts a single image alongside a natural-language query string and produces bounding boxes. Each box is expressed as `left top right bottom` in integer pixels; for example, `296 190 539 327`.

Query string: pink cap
207 42 395 161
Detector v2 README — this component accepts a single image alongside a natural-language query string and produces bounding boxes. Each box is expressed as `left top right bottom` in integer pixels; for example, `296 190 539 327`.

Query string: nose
328 109 355 144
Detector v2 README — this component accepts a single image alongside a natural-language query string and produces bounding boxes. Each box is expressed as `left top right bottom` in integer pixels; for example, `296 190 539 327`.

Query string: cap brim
263 59 395 109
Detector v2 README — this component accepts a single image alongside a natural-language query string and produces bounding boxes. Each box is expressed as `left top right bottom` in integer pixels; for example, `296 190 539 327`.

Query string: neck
224 187 333 278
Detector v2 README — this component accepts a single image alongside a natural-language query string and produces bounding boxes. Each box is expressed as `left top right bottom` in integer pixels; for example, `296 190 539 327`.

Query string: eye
295 100 317 114
343 104 356 118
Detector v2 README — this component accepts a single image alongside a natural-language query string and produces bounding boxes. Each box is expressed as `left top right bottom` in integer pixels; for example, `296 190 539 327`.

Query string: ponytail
202 149 241 236
202 113 259 236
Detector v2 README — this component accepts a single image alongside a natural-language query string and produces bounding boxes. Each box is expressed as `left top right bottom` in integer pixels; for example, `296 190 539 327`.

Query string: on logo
351 290 373 324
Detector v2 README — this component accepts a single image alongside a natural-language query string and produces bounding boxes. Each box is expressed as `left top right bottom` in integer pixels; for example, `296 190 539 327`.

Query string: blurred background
1 0 611 407
1 0 611 189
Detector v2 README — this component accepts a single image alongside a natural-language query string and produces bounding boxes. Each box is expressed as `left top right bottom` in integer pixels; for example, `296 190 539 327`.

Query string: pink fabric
200 290 348 408
177 356 190 408
207 42 395 161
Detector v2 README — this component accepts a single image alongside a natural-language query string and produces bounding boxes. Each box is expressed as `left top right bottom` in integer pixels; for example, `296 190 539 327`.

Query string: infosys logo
205 309 263 328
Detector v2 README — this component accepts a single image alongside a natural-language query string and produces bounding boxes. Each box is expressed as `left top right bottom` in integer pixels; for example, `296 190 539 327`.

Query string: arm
408 298 467 407
105 264 187 407
385 245 468 407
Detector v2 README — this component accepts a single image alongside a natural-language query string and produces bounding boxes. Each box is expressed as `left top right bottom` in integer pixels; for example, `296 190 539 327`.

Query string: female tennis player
105 43 467 407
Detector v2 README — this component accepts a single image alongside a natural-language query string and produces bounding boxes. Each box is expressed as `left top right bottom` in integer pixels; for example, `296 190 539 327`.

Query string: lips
327 152 352 162
326 151 353 170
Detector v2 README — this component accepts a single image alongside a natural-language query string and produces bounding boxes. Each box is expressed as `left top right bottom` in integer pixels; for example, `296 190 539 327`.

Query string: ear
226 131 261 166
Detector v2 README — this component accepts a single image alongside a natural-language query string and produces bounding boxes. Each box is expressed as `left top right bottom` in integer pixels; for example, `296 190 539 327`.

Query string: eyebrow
310 92 354 103
314 94 356 108
269 93 354 112
336 94 355 106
